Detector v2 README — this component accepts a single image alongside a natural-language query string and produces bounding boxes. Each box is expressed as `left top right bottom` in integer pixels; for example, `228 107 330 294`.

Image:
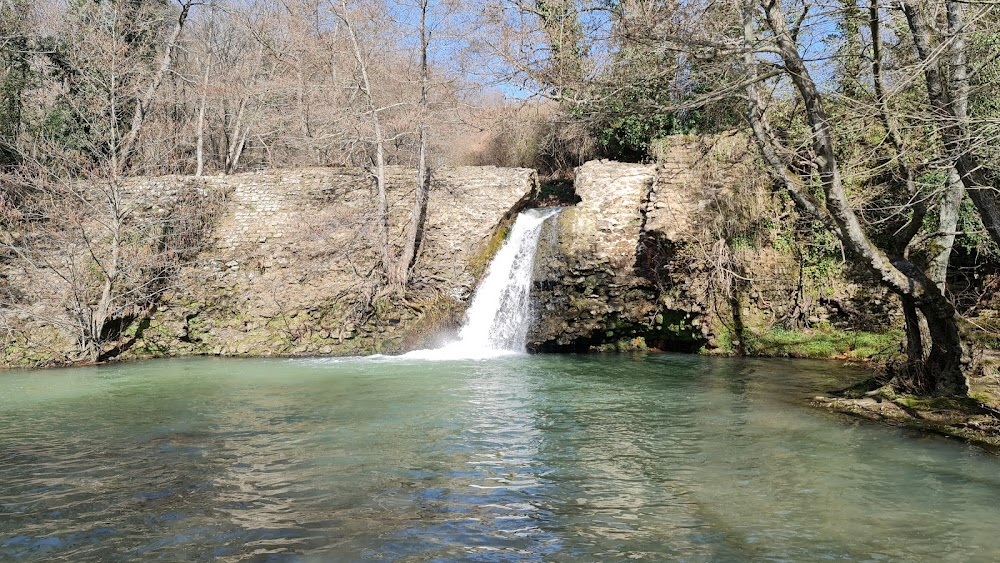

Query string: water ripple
0 356 999 561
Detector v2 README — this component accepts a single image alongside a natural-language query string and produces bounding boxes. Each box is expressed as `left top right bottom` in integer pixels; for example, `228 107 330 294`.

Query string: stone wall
643 141 706 241
563 161 657 270
1 138 902 367
529 162 665 351
1 166 536 366
528 156 715 352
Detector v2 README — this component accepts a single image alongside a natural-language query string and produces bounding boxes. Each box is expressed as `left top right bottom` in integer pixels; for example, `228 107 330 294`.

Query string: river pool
1 354 998 561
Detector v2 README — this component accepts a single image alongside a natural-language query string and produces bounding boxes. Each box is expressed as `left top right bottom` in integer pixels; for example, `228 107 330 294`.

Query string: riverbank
813 366 1000 451
814 395 1000 451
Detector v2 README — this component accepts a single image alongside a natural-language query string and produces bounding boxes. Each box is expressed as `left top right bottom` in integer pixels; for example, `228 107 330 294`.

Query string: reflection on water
1 355 999 561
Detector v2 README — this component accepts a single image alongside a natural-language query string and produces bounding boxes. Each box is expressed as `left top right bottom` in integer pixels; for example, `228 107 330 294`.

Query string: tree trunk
868 0 925 252
338 0 394 287
87 187 124 362
296 52 312 155
225 97 248 174
394 146 428 290
901 0 1000 250
902 297 924 366
119 0 195 175
922 304 968 395
757 0 908 293
230 124 250 173
928 167 964 291
894 295 968 396
744 0 967 395
536 0 586 96
195 58 210 177
395 0 432 293
372 125 392 288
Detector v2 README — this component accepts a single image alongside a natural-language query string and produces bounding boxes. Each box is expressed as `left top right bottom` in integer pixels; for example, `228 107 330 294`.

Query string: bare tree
332 0 395 289
395 0 432 291
2 163 213 362
193 3 217 177
900 0 1000 253
118 0 201 175
0 0 206 362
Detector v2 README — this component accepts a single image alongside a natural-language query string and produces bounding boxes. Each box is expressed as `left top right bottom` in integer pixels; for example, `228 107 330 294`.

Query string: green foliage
586 81 701 161
0 0 33 166
969 26 1000 169
957 197 1000 261
575 10 744 163
534 0 586 96
23 0 173 169
799 225 843 282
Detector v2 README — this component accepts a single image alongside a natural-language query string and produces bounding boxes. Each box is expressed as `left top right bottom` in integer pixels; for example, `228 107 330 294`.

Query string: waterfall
403 208 559 360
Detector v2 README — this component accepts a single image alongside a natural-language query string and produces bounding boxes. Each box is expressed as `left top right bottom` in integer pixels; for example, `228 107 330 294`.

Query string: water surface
1 355 997 561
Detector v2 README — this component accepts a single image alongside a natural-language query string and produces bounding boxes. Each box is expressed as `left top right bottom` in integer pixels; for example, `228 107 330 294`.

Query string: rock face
529 159 708 352
527 135 883 353
1 166 536 366
0 135 903 367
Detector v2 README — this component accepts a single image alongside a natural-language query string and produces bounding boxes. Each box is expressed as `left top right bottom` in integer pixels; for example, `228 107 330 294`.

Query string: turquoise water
1 354 998 561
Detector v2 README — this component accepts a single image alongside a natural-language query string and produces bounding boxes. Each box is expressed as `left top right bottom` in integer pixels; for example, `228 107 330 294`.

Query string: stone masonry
528 138 752 352
1 166 537 366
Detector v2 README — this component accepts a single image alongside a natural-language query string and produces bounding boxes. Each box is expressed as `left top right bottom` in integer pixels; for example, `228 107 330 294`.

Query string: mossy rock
729 326 904 361
469 224 511 280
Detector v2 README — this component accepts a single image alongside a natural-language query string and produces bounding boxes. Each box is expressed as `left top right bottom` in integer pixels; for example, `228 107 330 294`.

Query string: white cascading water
403 208 559 360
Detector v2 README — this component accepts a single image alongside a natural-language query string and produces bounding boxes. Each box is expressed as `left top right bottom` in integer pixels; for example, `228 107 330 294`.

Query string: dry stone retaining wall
1 166 537 366
565 161 656 270
2 136 893 367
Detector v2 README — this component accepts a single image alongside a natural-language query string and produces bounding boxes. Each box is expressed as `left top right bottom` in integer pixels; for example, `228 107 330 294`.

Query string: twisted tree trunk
743 0 967 395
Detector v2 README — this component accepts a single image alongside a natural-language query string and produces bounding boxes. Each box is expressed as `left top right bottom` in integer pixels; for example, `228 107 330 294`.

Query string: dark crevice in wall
533 178 580 207
528 309 708 354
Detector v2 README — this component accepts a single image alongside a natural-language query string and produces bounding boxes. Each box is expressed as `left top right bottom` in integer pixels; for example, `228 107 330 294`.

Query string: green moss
398 294 463 351
186 316 210 340
469 224 511 279
593 336 648 352
895 395 988 413
969 392 996 406
373 297 395 319
714 325 903 361
962 316 1000 349
1 328 72 368
754 326 902 360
